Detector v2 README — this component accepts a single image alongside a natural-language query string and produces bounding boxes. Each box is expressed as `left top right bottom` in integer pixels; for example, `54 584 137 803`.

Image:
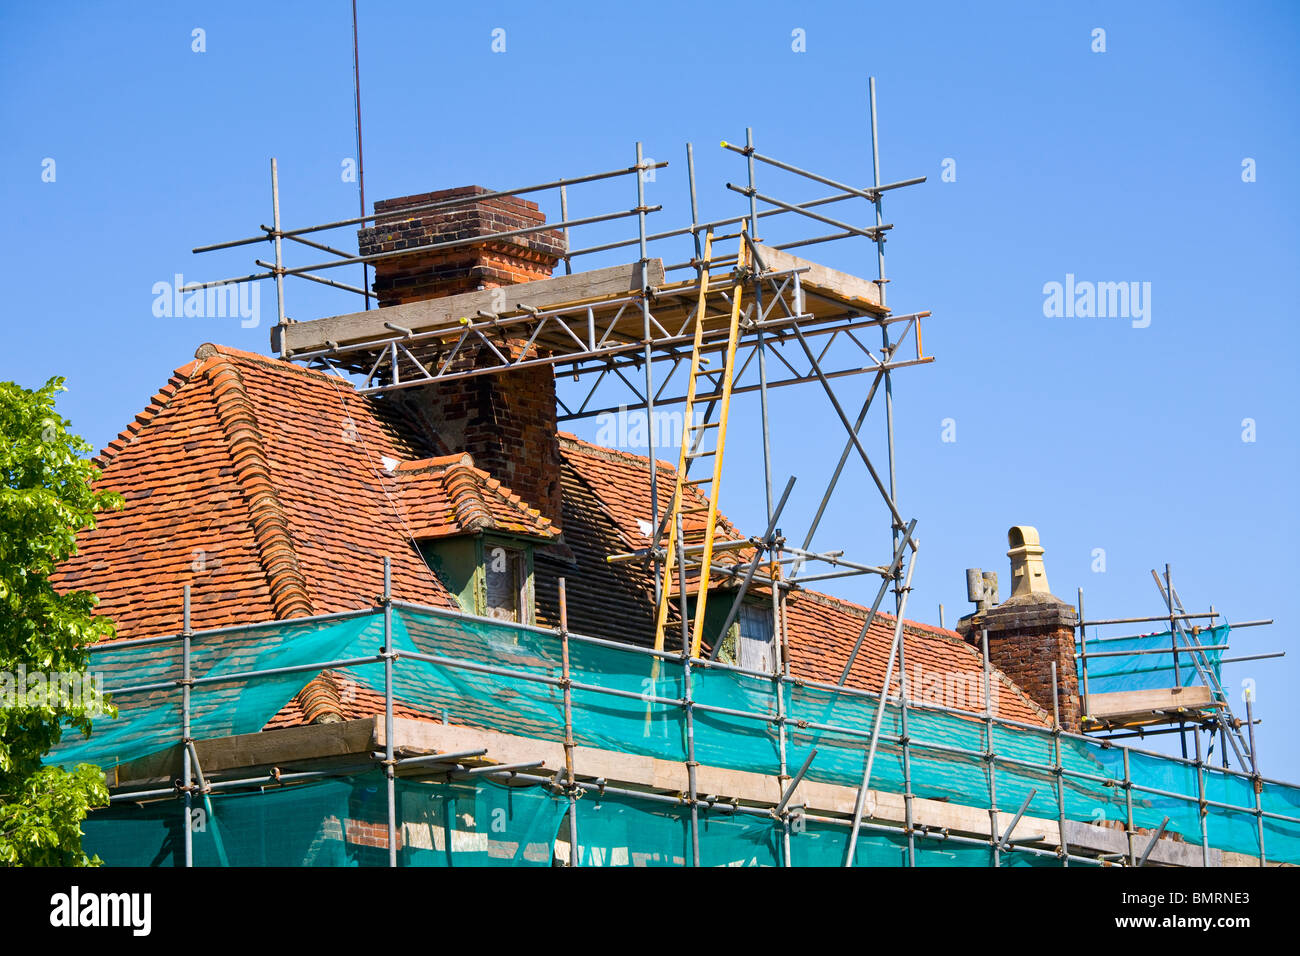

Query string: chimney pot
982 570 999 606
1007 525 1050 597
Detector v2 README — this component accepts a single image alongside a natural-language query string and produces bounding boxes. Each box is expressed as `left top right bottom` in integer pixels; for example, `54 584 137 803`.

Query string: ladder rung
683 477 711 487
690 421 719 431
682 505 711 515
686 449 716 459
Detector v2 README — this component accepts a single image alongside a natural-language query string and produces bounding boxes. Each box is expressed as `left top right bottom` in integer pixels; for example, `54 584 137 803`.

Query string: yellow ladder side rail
689 228 749 658
651 232 715 653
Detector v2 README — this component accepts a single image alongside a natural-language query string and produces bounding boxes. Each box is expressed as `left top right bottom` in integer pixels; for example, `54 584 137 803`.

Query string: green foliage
0 377 121 866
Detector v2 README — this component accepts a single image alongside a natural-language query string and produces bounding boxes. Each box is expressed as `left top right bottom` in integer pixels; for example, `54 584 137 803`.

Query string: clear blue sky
2 1 1296 780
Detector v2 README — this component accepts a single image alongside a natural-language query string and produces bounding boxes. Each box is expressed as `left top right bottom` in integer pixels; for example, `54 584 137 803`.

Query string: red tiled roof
392 454 556 541
56 343 1049 734
552 436 1050 726
557 432 746 553
53 344 564 640
784 591 1049 725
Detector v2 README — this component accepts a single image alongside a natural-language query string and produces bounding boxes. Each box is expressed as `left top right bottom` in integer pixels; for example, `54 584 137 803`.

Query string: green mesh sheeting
50 613 388 771
84 775 565 867
1077 625 1227 693
574 793 781 867
398 778 566 867
66 606 1300 866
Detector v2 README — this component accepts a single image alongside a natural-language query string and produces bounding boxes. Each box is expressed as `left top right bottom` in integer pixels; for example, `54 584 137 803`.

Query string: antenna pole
352 0 371 309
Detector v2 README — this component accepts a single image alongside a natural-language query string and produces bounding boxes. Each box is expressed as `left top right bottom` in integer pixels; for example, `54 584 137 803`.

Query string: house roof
55 342 1049 733
52 344 546 639
548 435 1049 726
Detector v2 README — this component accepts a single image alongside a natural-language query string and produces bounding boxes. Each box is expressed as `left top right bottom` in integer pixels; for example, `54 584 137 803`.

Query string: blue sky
2 1 1296 779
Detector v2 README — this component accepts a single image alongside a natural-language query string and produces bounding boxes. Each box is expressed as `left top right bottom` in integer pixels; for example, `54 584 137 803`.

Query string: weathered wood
1087 686 1215 724
750 243 885 314
109 718 378 787
280 260 666 354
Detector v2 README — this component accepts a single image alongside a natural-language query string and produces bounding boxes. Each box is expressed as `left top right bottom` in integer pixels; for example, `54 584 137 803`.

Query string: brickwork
358 185 567 529
357 186 564 305
957 595 1081 731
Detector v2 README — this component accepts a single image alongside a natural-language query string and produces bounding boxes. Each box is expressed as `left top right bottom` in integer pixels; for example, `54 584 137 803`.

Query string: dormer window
395 453 555 627
419 534 537 626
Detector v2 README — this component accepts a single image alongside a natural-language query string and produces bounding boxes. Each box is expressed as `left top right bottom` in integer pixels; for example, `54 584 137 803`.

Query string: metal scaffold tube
383 557 396 867
1051 661 1070 866
95 576 1300 869
558 578 579 867
181 585 192 868
983 628 1000 867
844 544 917 865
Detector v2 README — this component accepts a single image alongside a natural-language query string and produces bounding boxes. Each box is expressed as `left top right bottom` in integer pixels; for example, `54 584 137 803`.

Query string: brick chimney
956 526 1081 731
358 187 566 530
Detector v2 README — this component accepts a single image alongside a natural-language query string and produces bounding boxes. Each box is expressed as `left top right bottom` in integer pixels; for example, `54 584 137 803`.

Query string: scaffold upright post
983 627 1000 866
383 556 396 867
271 158 286 359
868 77 901 592
1051 660 1069 867
744 127 775 523
182 584 193 868
558 577 579 866
898 590 915 866
1194 723 1211 866
1123 747 1136 865
635 141 660 602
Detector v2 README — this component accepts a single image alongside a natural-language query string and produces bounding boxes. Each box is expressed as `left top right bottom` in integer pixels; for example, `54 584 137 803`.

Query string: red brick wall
958 597 1082 731
409 357 564 532
358 186 564 305
358 186 566 528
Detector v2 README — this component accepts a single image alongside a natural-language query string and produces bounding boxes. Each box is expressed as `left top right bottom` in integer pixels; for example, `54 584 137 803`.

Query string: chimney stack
358 186 565 306
358 187 567 530
957 526 1081 730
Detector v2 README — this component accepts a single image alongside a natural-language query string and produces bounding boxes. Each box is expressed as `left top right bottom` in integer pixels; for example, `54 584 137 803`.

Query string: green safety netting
1076 625 1227 693
64 606 1300 866
83 775 566 867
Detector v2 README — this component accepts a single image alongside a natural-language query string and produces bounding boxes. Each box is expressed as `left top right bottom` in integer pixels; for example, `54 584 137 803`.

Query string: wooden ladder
652 227 749 658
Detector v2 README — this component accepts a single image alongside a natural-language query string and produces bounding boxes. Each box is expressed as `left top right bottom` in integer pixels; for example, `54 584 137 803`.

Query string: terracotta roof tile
58 343 1050 737
392 454 556 540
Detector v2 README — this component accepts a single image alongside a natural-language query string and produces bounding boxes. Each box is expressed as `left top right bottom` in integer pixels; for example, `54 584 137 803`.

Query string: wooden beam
1086 686 1216 725
279 260 666 354
750 243 886 315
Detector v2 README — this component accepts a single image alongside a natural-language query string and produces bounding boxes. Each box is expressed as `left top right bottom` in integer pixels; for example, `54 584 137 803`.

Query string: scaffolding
185 80 930 838
1076 567 1281 777
63 566 1300 867
76 80 1294 867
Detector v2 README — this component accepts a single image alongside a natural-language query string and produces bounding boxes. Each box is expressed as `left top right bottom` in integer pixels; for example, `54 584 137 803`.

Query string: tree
0 377 121 865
